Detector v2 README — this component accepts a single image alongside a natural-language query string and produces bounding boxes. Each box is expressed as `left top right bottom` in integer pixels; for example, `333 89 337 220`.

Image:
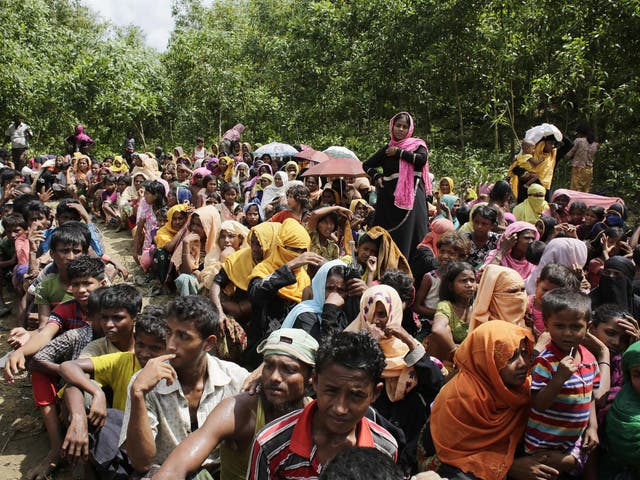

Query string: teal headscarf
436 194 460 229
606 341 640 467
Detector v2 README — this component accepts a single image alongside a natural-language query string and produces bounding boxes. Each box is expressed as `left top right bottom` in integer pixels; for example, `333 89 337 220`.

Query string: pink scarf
389 112 430 209
483 221 539 280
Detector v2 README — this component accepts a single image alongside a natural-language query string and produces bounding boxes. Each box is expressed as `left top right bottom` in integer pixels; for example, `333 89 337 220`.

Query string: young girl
577 205 605 240
216 182 240 221
306 205 352 260
100 175 119 227
241 201 262 229
269 183 309 223
414 232 471 321
132 180 166 272
197 174 218 208
429 262 476 363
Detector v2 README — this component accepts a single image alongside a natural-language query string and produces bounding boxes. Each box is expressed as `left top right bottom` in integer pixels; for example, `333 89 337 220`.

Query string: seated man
120 295 249 475
153 328 319 480
247 331 398 480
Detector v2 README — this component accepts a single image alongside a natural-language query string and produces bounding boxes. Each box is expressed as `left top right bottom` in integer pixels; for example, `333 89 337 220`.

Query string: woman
152 203 190 287
363 112 431 259
604 341 640 477
189 167 211 201
566 123 598 192
513 184 549 224
200 220 250 291
590 256 640 320
281 259 357 340
65 124 94 154
346 284 444 473
509 135 560 203
525 237 588 294
435 194 460 228
438 177 454 199
247 219 324 358
283 160 299 181
209 222 281 327
304 175 322 207
260 171 288 218
469 265 528 331
483 221 539 280
425 322 535 480
170 205 221 296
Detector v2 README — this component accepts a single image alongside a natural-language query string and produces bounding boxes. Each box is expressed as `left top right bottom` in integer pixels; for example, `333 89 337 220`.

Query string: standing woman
566 122 599 192
364 112 431 259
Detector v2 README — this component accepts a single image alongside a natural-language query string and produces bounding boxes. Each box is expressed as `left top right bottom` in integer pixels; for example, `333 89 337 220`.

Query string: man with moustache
152 328 318 480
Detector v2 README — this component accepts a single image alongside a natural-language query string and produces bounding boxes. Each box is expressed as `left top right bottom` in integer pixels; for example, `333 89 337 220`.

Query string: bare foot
24 448 60 480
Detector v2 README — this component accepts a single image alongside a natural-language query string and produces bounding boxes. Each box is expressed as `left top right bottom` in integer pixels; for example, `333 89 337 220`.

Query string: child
414 232 471 320
133 180 167 272
0 214 27 311
101 174 119 227
525 288 600 473
216 182 241 221
429 262 476 363
58 305 167 475
307 205 352 260
241 201 262 229
269 183 309 224
568 201 587 226
528 264 580 337
3 255 107 480
577 205 605 241
514 140 540 188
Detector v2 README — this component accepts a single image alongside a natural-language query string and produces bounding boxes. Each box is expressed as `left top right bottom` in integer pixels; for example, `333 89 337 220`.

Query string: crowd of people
0 112 638 480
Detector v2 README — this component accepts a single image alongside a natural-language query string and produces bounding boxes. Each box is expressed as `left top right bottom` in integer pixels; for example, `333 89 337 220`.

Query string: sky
82 0 176 52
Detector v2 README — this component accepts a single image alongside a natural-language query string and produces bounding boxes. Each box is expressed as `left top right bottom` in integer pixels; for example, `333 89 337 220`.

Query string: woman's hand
286 252 325 271
325 291 345 308
366 255 377 273
500 232 518 252
384 323 418 349
385 146 399 157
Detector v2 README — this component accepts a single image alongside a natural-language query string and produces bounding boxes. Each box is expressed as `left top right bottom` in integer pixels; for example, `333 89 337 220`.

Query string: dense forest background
2 0 639 200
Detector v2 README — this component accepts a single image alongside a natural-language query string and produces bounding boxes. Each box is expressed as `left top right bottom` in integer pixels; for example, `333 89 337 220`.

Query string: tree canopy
2 0 640 199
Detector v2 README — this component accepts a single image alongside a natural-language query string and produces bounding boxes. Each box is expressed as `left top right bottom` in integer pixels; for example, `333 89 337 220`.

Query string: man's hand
131 354 177 395
88 390 108 429
61 413 89 464
4 349 27 383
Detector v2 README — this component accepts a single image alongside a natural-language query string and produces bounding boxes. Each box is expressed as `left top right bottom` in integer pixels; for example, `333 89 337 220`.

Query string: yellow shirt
90 352 141 411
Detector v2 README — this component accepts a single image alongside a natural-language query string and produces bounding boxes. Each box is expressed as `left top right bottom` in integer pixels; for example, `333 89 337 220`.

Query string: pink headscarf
389 112 431 209
222 123 245 141
418 218 455 256
74 124 93 143
483 221 539 280
191 167 211 186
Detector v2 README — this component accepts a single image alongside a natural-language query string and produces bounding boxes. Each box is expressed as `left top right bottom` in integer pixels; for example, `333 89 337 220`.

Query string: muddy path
0 226 158 479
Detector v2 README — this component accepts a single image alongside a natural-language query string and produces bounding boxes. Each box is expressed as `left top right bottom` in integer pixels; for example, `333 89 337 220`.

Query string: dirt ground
0 226 162 479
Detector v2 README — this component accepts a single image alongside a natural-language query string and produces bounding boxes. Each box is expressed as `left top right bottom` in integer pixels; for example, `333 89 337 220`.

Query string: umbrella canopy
302 156 368 178
254 142 298 157
322 146 359 161
524 123 563 145
294 148 330 164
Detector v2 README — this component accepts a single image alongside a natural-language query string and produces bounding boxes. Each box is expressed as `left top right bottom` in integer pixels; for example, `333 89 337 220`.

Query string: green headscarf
606 341 640 467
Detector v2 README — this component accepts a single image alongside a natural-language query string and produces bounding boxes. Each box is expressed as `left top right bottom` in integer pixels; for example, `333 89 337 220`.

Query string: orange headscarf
248 218 311 302
418 218 455 256
431 322 533 480
345 285 417 402
364 227 412 280
468 265 528 331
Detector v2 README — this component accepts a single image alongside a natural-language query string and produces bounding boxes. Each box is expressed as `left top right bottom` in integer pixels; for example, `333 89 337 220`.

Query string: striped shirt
47 299 88 331
524 343 600 453
247 400 398 480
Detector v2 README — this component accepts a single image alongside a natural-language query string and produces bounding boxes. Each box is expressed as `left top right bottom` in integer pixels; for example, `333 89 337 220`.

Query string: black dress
363 146 429 259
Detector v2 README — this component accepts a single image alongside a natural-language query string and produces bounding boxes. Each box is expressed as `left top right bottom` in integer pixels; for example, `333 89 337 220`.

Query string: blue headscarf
281 259 346 328
176 186 192 204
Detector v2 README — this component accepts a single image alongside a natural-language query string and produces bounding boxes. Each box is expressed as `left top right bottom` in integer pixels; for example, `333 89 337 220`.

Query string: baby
515 140 540 188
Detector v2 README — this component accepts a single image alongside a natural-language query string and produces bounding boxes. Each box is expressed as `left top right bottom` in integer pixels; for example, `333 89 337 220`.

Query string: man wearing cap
247 331 398 480
152 328 318 480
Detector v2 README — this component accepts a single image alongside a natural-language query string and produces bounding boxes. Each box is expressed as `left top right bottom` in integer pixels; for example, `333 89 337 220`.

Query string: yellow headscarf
201 221 250 289
508 141 557 194
349 199 368 213
364 227 412 280
344 285 417 402
248 218 311 302
222 222 281 292
220 156 234 182
439 177 455 197
155 204 189 249
110 155 129 174
284 160 300 179
512 183 548 224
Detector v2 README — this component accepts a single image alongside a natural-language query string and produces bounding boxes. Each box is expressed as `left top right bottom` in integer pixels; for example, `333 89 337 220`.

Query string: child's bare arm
531 356 578 411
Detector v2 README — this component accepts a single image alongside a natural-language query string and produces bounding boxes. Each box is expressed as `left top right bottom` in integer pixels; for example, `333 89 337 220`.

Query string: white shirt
5 122 32 149
119 353 248 466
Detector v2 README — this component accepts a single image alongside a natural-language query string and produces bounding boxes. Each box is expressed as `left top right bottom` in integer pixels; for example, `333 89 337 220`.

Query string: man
154 328 318 480
4 114 33 170
247 331 397 480
120 295 248 475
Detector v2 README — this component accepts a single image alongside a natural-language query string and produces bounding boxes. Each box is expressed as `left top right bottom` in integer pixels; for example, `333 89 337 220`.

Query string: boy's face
590 317 627 355
28 213 48 230
535 279 560 302
312 363 381 436
6 225 25 241
70 276 105 307
135 332 166 368
165 317 214 371
51 243 85 270
544 309 588 354
100 307 134 345
357 241 378 265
